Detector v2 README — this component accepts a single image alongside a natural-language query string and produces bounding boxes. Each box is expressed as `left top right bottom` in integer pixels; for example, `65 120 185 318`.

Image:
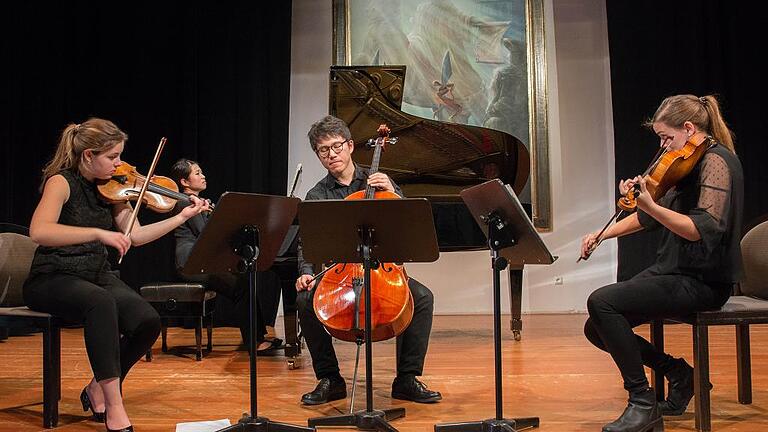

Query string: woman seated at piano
169 158 282 352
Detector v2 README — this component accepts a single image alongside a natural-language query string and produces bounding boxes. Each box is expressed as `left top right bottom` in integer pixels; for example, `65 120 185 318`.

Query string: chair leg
42 322 60 428
693 324 712 432
206 315 213 352
736 323 752 404
649 320 665 402
161 318 168 352
281 281 301 359
195 317 203 361
145 348 153 362
52 327 61 402
508 267 523 340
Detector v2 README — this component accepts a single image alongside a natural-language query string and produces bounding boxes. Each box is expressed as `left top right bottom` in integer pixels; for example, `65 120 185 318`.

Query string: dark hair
42 118 127 189
645 94 735 153
307 115 351 152
170 158 199 188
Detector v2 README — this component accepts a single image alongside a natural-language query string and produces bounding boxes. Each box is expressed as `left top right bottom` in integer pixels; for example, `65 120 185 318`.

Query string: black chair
0 225 64 428
139 282 216 361
650 219 768 431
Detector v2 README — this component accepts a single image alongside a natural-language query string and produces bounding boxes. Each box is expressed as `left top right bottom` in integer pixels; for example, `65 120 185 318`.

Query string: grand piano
328 65 532 339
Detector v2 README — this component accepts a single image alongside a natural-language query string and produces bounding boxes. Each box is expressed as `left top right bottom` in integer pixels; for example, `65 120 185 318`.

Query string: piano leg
275 263 303 369
508 267 523 341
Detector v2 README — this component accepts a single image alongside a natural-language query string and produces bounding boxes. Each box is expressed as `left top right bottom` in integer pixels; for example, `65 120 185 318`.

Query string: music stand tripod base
434 417 540 432
218 415 314 432
309 408 406 431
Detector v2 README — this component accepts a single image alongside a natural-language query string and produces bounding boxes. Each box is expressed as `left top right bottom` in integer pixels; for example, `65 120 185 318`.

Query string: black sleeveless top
28 169 115 279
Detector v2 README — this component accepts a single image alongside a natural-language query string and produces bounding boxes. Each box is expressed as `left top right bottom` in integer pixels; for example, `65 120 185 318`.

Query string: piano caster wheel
513 330 521 341
287 356 302 370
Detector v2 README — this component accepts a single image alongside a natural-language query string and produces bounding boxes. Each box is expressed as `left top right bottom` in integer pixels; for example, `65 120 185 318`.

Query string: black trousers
23 271 161 382
180 271 277 344
584 266 730 394
297 277 434 381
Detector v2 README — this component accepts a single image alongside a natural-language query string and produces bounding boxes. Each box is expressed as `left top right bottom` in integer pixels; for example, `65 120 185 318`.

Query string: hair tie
699 96 707 105
73 123 81 134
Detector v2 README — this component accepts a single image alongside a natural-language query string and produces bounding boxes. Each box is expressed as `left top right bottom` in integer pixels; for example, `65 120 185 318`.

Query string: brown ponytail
647 94 735 153
40 118 128 190
700 95 735 152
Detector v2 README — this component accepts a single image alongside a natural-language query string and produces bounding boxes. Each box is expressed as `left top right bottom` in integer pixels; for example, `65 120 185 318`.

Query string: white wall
288 0 617 314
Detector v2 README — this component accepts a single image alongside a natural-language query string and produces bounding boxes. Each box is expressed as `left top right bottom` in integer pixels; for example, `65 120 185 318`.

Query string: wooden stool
139 283 216 361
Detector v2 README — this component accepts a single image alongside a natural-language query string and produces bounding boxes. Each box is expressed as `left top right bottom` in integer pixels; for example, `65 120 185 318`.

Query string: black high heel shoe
80 387 106 423
105 409 134 432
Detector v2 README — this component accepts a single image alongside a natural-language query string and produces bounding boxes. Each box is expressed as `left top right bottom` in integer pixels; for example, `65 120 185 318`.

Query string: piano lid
329 65 530 201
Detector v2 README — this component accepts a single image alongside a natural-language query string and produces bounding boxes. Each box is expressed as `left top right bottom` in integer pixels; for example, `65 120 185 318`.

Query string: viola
617 134 712 212
580 134 714 261
97 161 200 213
312 125 414 343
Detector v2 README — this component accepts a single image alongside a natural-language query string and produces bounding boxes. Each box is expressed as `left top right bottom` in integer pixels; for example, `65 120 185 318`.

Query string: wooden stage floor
1 314 766 431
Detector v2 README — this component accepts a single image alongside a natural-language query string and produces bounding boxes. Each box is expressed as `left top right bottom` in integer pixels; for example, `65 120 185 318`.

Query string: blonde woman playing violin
24 118 209 432
580 95 743 432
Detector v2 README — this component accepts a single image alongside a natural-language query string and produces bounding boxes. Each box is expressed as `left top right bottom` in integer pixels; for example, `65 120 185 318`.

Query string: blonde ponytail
39 118 128 190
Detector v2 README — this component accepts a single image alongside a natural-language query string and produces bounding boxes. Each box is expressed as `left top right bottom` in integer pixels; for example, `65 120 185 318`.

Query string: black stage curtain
1 3 292 288
606 1 767 281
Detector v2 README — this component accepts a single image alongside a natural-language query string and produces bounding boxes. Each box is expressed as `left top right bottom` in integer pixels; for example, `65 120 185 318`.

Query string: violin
312 125 414 343
97 161 206 213
580 134 714 261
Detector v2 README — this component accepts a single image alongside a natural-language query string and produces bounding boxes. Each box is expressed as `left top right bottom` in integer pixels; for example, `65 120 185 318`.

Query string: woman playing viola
580 95 744 432
23 118 209 432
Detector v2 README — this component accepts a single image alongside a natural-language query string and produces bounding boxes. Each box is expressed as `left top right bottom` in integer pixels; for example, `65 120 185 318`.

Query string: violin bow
118 137 167 263
578 144 669 262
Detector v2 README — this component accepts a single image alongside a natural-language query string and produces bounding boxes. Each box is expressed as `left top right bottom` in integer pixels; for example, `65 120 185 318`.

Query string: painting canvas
333 0 552 230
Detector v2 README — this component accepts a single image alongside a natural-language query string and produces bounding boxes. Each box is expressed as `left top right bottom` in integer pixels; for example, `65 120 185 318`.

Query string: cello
312 124 414 343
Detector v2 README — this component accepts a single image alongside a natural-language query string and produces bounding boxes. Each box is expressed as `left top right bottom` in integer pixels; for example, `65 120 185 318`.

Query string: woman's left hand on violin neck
178 195 210 220
632 176 657 213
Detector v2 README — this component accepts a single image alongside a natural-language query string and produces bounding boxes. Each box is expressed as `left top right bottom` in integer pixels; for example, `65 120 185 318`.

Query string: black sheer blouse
637 143 744 284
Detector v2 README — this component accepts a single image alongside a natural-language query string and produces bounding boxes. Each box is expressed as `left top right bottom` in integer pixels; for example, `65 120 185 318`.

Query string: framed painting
332 0 552 230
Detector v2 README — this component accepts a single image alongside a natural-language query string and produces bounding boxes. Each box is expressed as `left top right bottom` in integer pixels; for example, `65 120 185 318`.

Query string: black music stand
299 198 440 432
182 192 313 432
435 180 555 432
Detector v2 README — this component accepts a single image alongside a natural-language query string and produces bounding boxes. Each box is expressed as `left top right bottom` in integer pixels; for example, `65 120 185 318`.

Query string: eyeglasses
316 139 349 157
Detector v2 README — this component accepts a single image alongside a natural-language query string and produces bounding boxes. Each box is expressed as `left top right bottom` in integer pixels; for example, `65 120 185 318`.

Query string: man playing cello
295 115 442 405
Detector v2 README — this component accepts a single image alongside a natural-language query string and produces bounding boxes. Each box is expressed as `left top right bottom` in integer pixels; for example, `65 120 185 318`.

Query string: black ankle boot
602 388 663 432
658 358 694 416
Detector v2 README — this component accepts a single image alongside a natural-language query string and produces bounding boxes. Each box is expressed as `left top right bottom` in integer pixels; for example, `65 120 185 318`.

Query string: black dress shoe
391 375 442 403
301 377 347 405
602 388 663 432
80 387 106 423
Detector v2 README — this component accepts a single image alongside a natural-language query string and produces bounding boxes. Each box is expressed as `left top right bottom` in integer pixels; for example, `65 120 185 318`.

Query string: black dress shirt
297 164 403 275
